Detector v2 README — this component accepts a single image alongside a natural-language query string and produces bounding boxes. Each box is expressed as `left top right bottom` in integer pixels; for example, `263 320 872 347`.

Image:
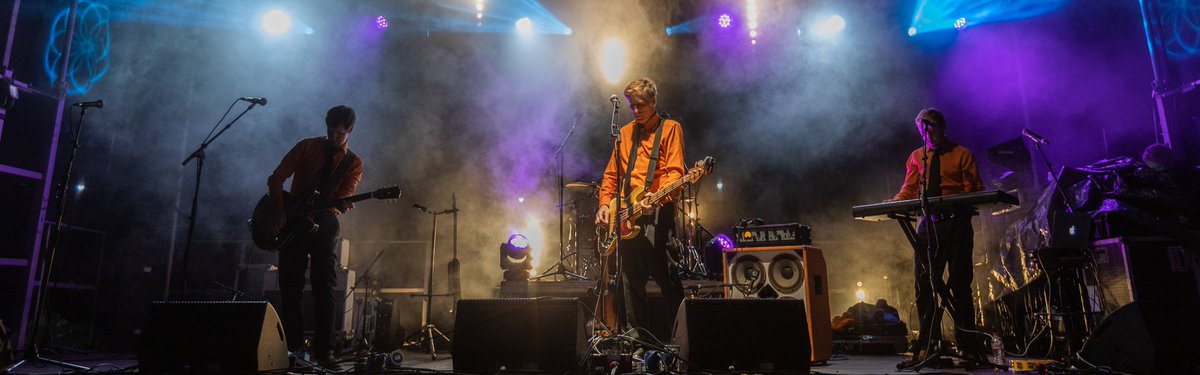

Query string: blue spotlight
908 0 1066 36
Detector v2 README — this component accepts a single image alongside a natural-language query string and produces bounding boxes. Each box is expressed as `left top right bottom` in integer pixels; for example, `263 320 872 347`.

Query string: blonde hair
623 77 658 102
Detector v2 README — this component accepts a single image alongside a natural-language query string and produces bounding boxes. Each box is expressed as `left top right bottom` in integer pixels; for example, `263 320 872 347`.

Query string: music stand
404 203 455 359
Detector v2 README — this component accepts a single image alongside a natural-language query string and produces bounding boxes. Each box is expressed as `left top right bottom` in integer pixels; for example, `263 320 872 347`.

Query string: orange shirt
598 117 686 207
268 137 363 213
893 143 982 201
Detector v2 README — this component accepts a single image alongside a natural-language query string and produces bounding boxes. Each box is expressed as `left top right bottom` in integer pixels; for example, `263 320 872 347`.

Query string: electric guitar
248 185 401 251
598 156 715 256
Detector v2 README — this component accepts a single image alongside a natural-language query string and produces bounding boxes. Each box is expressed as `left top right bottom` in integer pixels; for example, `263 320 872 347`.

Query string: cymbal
565 182 598 189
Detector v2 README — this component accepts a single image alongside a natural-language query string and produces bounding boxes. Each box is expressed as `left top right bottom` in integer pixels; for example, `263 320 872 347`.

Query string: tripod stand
535 116 588 281
6 103 100 373
346 248 386 355
404 202 456 359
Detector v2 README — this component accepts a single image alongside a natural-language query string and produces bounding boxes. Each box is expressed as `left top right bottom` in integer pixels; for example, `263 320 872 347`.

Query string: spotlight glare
751 39 757 45
856 289 866 301
907 27 917 36
954 17 967 30
599 38 628 84
719 14 731 28
75 183 85 192
476 3 484 11
260 9 293 36
518 197 525 203
375 15 388 29
814 15 846 39
515 17 533 34
477 12 483 19
750 30 757 37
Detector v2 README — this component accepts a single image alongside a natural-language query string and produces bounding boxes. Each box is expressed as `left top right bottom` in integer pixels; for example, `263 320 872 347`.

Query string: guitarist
595 78 686 336
266 105 363 366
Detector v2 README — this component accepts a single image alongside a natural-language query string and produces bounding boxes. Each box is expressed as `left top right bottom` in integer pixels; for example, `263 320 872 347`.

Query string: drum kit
550 181 710 280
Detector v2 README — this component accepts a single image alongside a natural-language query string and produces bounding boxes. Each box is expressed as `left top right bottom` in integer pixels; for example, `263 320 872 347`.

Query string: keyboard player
889 108 986 366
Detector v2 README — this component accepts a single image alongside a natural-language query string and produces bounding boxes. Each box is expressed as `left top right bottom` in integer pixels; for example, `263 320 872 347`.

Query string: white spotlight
599 38 627 84
515 17 533 34
261 9 294 36
813 15 845 40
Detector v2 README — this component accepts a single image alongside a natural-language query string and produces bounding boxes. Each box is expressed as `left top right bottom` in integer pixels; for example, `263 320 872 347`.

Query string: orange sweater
598 117 686 207
893 143 982 201
267 137 363 213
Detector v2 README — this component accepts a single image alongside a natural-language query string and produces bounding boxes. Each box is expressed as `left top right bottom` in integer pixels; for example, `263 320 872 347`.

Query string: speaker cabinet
452 298 587 373
140 301 289 373
1079 301 1200 375
723 245 832 363
673 298 811 374
1089 237 1200 310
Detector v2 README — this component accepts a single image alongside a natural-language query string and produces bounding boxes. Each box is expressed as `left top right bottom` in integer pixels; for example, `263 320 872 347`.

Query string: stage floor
4 350 1022 374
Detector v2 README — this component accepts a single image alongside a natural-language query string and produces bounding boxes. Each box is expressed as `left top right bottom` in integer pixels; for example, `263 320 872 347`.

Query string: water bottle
989 332 1005 366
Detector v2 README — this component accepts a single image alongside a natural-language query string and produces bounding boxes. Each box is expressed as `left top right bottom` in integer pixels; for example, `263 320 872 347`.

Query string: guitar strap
318 148 358 197
620 117 666 206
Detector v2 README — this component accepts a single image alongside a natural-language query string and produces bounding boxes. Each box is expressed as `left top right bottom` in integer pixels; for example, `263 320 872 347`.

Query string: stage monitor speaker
673 298 811 374
1089 236 1200 310
452 298 587 373
723 245 832 363
140 301 288 373
1078 301 1200 375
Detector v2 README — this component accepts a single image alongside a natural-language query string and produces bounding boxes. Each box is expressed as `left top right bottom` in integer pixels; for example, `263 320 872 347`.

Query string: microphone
239 97 268 106
1022 128 1049 145
919 118 935 128
609 94 620 108
72 100 103 109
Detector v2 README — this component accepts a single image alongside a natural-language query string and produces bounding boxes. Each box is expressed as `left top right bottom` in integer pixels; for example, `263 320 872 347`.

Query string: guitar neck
305 192 375 213
620 172 695 220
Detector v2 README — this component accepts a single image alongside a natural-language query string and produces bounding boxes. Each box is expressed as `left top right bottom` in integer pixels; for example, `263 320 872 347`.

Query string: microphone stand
174 101 260 300
1030 140 1073 213
533 117 586 281
404 203 455 359
6 104 98 373
592 98 624 336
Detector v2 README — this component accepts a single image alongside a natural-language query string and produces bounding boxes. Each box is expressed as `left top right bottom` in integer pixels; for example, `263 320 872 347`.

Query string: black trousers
912 213 980 354
278 212 340 355
617 203 684 332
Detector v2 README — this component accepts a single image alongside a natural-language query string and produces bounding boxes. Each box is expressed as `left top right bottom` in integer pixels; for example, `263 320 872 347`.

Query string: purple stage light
714 233 734 251
719 14 731 28
375 15 388 29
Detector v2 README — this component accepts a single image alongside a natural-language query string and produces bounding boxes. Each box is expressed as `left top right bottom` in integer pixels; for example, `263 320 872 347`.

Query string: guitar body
597 156 716 257
249 190 321 251
249 185 402 251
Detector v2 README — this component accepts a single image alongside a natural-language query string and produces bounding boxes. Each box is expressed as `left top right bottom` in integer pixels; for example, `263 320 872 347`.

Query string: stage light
75 183 85 193
712 233 734 251
477 12 483 19
515 17 533 34
260 9 293 36
375 16 388 29
813 15 845 39
907 27 917 36
719 14 731 28
856 289 866 302
716 181 724 191
954 17 967 30
517 197 525 203
304 26 314 35
599 38 627 84
500 234 533 281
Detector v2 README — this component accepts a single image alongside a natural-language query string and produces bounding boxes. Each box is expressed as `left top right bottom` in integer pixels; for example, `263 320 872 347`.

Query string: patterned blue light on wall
43 1 111 95
1159 0 1200 60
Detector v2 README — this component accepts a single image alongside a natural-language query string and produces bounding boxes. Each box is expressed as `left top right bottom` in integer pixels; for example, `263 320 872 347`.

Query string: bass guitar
598 156 715 256
248 185 401 251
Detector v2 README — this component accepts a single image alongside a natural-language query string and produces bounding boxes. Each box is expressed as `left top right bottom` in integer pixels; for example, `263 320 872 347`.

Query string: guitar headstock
372 185 402 202
688 156 716 180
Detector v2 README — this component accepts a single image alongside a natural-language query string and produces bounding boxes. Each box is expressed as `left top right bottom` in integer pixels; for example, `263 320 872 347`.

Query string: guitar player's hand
639 196 654 210
595 205 609 227
336 201 355 214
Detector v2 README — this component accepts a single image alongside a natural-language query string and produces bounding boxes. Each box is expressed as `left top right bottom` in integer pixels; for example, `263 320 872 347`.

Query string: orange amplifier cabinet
722 245 833 363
